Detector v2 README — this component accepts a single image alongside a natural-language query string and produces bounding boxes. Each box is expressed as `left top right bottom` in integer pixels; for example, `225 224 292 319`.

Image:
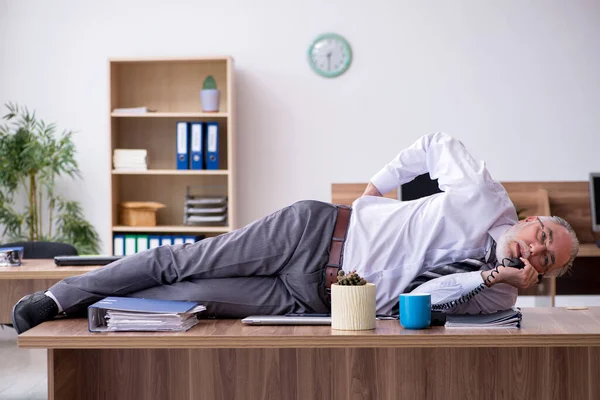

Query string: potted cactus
200 75 220 112
331 270 376 331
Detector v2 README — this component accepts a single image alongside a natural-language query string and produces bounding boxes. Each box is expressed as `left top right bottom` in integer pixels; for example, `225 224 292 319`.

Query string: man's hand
362 182 383 197
481 258 540 289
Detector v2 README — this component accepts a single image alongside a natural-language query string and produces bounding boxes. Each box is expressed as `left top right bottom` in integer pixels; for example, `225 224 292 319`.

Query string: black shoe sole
11 294 30 335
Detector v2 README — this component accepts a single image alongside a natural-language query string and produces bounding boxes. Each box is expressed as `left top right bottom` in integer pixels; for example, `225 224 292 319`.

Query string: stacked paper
105 305 206 331
445 308 522 328
88 297 206 332
184 196 228 225
112 107 155 115
113 149 148 171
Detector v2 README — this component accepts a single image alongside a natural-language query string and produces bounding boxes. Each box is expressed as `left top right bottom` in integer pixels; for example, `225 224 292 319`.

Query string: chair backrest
399 173 442 201
0 241 78 259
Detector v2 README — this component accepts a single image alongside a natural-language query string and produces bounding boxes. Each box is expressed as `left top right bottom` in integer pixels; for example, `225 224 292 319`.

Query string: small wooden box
119 202 165 227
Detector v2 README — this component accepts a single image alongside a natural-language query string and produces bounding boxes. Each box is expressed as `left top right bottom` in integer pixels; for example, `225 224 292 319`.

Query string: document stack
88 297 206 332
184 196 228 225
112 107 156 115
445 308 522 328
183 186 228 225
113 149 148 171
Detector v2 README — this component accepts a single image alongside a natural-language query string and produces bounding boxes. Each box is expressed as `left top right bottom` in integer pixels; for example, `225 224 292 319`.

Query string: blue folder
189 122 204 169
205 122 219 170
176 121 189 170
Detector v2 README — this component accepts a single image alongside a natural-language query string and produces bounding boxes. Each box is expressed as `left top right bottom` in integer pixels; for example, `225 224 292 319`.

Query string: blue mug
399 293 431 329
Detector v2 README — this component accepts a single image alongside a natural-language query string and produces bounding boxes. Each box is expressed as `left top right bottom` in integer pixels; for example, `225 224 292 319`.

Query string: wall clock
307 33 352 78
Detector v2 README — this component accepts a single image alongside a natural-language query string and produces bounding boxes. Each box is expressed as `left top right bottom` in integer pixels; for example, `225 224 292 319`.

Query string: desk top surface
19 307 600 349
0 259 101 279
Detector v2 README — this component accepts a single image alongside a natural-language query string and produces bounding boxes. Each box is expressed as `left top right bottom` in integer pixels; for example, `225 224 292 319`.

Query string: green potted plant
200 75 220 112
331 270 376 331
0 103 101 254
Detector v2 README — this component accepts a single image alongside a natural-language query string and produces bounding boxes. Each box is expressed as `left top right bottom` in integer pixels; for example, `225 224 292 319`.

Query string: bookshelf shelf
112 225 231 233
112 169 229 176
109 57 236 254
111 112 228 118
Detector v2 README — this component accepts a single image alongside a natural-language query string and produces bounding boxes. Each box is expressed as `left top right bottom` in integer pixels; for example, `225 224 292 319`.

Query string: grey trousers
49 200 339 318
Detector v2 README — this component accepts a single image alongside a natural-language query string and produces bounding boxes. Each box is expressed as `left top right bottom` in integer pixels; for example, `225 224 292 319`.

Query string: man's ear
523 216 537 223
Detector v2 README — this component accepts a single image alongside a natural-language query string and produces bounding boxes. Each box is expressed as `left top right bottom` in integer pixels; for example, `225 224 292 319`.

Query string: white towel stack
113 149 148 171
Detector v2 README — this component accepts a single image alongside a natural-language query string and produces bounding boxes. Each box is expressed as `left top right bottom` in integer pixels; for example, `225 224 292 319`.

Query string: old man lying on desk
12 132 579 333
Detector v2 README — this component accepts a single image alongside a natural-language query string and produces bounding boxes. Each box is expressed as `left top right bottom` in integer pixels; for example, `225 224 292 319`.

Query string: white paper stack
105 305 206 331
113 149 148 171
445 308 522 328
112 107 154 115
184 196 228 225
88 297 207 332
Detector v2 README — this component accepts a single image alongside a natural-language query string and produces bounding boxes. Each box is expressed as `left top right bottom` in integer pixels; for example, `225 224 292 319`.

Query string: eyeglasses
536 217 554 274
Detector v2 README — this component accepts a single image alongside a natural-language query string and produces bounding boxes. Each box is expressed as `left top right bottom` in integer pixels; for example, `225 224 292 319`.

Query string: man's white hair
539 216 579 277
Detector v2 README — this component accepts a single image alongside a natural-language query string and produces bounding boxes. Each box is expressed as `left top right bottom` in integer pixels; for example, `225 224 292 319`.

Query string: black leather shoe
11 291 59 334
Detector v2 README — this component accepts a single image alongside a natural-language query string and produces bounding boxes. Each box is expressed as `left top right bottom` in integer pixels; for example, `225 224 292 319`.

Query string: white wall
1 0 599 252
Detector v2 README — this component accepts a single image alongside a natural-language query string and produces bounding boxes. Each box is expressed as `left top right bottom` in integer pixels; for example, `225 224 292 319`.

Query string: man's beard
496 226 530 264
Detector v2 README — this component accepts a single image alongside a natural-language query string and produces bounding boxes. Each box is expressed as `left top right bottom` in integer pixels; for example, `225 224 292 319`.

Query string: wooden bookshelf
108 57 235 253
111 112 229 118
111 170 230 176
112 225 231 233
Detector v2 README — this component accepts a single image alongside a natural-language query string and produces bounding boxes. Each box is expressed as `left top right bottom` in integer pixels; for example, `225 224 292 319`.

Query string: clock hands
326 51 332 71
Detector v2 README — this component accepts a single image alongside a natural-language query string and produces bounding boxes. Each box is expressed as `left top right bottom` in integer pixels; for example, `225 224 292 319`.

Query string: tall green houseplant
0 103 101 254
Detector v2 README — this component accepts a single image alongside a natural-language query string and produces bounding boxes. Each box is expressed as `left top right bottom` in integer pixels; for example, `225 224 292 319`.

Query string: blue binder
205 122 219 170
161 236 173 246
189 122 204 170
113 234 125 256
184 236 196 244
176 121 189 170
148 235 161 249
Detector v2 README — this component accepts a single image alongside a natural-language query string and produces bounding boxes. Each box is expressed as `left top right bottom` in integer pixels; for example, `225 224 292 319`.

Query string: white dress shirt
342 132 519 315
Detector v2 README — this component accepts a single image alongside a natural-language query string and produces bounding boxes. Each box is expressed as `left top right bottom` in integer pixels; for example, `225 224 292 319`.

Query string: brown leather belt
325 206 352 293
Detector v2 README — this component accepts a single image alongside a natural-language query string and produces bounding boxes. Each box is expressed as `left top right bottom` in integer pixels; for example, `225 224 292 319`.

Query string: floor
0 325 47 400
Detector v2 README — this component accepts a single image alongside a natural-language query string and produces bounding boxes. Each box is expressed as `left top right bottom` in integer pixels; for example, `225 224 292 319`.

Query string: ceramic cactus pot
331 282 376 330
200 75 220 112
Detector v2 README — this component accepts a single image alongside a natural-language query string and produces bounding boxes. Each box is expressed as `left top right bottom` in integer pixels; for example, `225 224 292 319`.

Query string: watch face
308 33 352 78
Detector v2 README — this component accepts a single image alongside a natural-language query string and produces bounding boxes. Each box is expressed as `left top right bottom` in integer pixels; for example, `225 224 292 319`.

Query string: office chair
1 241 78 259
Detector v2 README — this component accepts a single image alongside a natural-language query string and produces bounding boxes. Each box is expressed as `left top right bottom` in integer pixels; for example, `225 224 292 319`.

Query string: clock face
308 33 352 78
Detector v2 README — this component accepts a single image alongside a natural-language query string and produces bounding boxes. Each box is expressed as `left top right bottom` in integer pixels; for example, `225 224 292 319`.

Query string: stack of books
113 149 148 171
88 297 206 332
184 196 228 225
112 107 155 115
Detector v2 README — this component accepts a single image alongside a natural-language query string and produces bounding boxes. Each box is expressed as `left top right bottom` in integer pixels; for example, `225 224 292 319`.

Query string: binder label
208 125 218 151
177 123 188 153
191 124 202 152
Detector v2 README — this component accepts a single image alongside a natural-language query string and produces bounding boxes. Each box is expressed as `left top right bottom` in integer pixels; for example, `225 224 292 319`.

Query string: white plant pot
200 89 220 112
331 283 376 331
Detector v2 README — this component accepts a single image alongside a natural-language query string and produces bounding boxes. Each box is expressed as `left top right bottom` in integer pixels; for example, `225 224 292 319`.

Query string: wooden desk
577 243 600 258
0 259 101 324
19 307 600 400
